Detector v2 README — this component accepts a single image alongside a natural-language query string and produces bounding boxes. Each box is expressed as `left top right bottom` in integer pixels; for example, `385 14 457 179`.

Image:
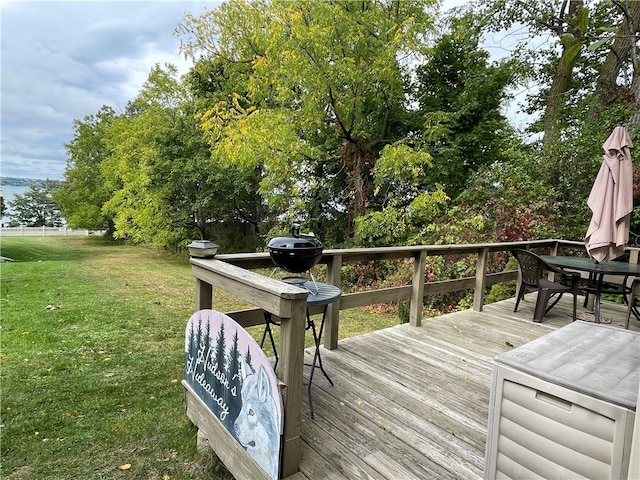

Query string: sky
1 0 507 182
1 0 217 181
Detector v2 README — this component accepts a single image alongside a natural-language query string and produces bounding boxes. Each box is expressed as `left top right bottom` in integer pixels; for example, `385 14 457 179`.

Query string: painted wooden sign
185 310 283 479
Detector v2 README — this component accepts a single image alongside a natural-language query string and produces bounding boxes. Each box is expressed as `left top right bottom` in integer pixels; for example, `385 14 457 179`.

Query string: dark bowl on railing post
267 225 324 273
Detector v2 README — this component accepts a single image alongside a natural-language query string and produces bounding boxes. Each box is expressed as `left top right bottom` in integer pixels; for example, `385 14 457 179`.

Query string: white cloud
0 0 213 180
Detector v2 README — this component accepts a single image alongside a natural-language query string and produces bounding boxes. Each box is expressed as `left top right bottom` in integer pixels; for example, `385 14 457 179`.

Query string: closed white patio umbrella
584 125 634 261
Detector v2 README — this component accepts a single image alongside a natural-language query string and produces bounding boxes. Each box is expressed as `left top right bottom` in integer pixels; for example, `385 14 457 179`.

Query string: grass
0 236 400 479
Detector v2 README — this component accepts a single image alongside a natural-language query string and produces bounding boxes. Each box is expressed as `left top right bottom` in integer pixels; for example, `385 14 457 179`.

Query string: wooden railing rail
213 239 640 346
213 240 557 341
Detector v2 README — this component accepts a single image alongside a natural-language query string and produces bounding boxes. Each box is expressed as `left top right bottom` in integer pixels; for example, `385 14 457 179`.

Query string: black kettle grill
267 223 323 274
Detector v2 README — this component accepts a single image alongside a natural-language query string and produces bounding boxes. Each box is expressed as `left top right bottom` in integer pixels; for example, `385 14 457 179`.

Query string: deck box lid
495 321 640 409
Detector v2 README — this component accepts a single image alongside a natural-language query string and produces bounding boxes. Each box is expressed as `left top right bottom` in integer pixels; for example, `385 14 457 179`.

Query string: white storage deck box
485 321 639 479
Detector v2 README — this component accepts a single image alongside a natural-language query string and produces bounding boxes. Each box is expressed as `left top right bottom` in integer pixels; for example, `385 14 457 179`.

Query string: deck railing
197 239 606 347
189 238 639 478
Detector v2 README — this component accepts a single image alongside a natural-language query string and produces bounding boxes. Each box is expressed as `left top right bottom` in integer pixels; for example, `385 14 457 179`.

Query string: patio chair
512 249 581 323
624 278 640 329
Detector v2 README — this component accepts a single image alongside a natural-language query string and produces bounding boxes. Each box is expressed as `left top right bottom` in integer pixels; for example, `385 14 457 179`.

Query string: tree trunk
630 74 640 127
346 143 368 217
543 0 586 150
596 0 640 108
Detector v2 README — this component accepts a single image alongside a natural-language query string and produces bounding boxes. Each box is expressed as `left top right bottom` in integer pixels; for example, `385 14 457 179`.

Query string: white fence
0 227 105 237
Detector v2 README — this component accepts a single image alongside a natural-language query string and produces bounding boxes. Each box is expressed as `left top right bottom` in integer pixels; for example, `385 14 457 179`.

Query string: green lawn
1 236 399 479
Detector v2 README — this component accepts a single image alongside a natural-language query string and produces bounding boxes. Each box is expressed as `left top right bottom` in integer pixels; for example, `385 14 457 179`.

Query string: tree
480 0 640 147
351 11 518 245
8 181 63 227
101 65 193 246
541 0 589 149
56 106 116 231
413 12 517 200
593 0 640 108
57 60 267 250
177 0 440 237
464 0 640 243
98 64 265 250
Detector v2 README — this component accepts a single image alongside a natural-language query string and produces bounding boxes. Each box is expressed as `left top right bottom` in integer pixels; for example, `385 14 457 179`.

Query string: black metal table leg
306 305 334 419
260 311 279 369
261 280 341 419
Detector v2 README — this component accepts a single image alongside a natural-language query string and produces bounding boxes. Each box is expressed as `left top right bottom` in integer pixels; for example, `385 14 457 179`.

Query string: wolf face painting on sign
234 361 281 479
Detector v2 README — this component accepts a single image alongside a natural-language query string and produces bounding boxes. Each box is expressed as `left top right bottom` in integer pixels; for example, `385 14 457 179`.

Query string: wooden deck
291 294 640 479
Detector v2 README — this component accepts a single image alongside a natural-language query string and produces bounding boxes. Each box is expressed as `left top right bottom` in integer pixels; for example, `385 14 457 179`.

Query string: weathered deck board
290 294 639 479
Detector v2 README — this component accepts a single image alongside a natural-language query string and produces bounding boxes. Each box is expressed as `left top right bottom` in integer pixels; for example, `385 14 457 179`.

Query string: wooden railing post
546 243 562 282
473 247 489 311
410 249 427 326
324 254 342 350
277 297 307 478
194 278 213 310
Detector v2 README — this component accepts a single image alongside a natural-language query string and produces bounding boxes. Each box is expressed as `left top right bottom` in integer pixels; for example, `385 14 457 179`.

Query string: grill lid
267 223 323 251
267 223 324 273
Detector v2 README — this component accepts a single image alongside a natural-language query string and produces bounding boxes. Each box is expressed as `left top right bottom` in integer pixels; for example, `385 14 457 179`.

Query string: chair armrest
559 270 581 279
558 270 582 288
545 263 581 287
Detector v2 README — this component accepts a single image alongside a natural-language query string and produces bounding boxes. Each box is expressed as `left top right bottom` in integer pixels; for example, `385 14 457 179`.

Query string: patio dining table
541 255 640 324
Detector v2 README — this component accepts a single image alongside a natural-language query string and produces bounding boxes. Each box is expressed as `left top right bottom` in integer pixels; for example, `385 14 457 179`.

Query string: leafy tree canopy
8 181 63 227
56 106 116 231
177 0 440 236
414 12 518 200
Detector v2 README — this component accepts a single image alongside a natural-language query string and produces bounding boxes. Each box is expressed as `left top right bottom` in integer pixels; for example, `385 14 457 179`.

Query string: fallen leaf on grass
162 451 179 462
120 464 132 471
